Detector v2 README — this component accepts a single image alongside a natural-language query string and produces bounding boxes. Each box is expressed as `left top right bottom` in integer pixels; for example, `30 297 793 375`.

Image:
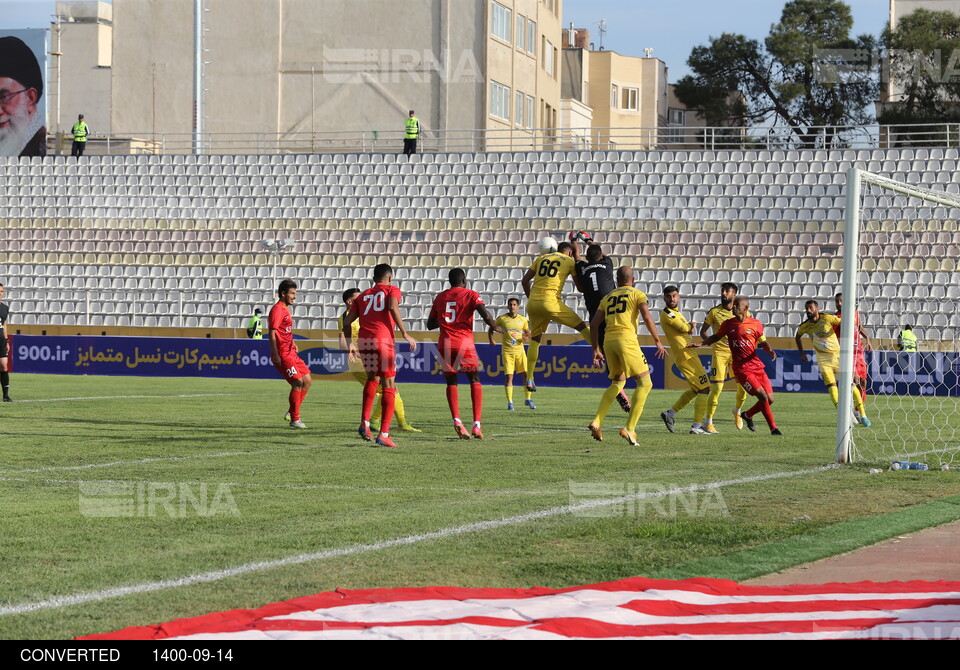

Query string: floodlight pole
193 0 203 154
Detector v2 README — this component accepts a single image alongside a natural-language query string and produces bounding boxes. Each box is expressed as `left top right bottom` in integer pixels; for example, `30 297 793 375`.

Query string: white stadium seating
0 147 958 338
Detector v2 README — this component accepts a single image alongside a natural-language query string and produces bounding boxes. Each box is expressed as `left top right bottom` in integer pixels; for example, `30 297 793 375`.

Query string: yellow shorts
709 349 733 384
527 300 585 338
817 354 840 387
348 357 367 384
678 357 710 392
604 338 650 380
502 349 527 376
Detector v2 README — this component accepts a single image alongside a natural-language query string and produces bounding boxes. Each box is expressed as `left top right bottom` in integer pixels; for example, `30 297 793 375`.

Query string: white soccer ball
538 237 558 254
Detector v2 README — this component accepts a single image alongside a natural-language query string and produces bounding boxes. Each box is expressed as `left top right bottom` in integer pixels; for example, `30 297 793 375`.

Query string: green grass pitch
0 374 958 639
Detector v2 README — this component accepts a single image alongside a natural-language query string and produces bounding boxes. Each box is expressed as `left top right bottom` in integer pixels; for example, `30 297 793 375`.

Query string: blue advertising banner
11 335 958 396
751 350 960 397
10 336 663 389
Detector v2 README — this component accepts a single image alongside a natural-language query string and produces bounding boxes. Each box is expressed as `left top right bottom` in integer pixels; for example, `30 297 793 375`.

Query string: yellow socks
625 376 653 432
593 380 626 426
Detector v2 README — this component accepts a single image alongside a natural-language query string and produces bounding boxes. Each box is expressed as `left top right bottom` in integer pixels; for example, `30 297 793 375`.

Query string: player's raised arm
860 320 873 352
521 267 535 298
794 330 809 362
487 317 499 346
341 310 356 344
639 302 667 359
477 304 502 333
389 295 418 352
590 307 605 362
690 331 721 349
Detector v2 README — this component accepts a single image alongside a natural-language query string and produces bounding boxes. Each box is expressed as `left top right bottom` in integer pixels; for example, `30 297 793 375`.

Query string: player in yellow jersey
338 288 420 432
658 286 712 435
795 300 870 425
521 240 592 393
699 282 750 433
588 267 667 446
488 297 536 411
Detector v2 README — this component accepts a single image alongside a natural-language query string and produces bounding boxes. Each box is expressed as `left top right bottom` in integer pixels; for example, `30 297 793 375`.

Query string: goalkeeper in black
573 233 630 413
0 283 11 401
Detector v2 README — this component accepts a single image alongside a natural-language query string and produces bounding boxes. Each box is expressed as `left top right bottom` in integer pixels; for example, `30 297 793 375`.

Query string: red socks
745 399 777 430
446 385 460 421
471 382 483 423
379 387 397 435
289 388 301 422
362 380 379 422
448 382 483 423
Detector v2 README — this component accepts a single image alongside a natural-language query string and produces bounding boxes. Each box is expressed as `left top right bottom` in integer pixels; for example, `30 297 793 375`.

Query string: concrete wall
588 50 668 149
483 0 562 149
111 0 490 149
48 1 112 141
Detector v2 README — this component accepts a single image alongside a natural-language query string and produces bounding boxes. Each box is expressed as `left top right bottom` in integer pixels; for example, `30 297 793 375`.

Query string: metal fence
48 122 960 157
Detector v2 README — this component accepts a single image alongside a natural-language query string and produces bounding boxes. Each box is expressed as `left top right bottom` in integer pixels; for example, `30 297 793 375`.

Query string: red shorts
275 356 310 381
735 368 773 397
358 337 397 379
439 338 480 375
854 354 867 380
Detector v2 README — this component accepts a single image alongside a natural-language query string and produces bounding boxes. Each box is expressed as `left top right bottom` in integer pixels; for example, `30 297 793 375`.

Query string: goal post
836 167 861 463
837 168 960 465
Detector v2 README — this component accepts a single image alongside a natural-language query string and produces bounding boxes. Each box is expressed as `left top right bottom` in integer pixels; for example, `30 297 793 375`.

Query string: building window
611 85 618 109
492 2 511 43
669 108 686 125
516 14 525 51
516 91 525 127
527 19 536 56
526 95 535 129
490 80 510 121
622 87 639 111
544 39 555 76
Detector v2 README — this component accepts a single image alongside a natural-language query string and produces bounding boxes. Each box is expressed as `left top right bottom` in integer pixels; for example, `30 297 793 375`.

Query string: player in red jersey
427 268 502 440
342 263 418 448
689 296 782 435
834 292 872 420
269 279 312 429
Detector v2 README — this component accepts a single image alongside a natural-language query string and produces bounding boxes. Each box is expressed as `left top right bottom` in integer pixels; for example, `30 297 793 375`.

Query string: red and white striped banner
79 577 960 640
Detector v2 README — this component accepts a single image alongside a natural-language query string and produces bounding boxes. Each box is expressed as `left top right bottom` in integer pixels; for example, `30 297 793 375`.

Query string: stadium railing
44 122 960 156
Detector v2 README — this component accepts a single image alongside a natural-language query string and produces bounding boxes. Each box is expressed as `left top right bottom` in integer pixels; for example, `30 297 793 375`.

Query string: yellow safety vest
405 117 419 140
899 330 918 352
72 122 88 142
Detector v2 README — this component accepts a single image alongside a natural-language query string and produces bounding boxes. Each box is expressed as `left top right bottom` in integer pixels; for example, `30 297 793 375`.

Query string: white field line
0 428 583 477
0 446 321 476
12 393 243 403
0 477 559 496
0 465 837 617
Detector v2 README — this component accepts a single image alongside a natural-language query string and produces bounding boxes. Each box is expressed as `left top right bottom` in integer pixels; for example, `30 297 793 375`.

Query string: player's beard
0 106 42 156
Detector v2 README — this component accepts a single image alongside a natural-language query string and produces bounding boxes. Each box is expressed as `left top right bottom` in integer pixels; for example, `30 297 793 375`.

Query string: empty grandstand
1 147 957 343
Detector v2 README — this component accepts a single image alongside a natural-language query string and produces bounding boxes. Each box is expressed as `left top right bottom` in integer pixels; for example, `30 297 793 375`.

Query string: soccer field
1 374 958 639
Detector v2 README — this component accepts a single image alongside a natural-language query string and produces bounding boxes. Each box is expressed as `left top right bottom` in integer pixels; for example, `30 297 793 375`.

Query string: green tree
880 8 960 125
674 0 878 147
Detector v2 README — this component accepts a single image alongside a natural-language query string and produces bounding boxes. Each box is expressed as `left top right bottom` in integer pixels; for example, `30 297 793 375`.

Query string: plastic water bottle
891 461 928 471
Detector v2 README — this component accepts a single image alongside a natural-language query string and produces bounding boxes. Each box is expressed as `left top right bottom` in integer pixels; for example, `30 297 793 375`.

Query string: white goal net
837 169 960 467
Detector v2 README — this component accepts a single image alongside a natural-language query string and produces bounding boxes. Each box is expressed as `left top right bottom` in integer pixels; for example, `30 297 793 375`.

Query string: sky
563 0 890 80
2 0 892 83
